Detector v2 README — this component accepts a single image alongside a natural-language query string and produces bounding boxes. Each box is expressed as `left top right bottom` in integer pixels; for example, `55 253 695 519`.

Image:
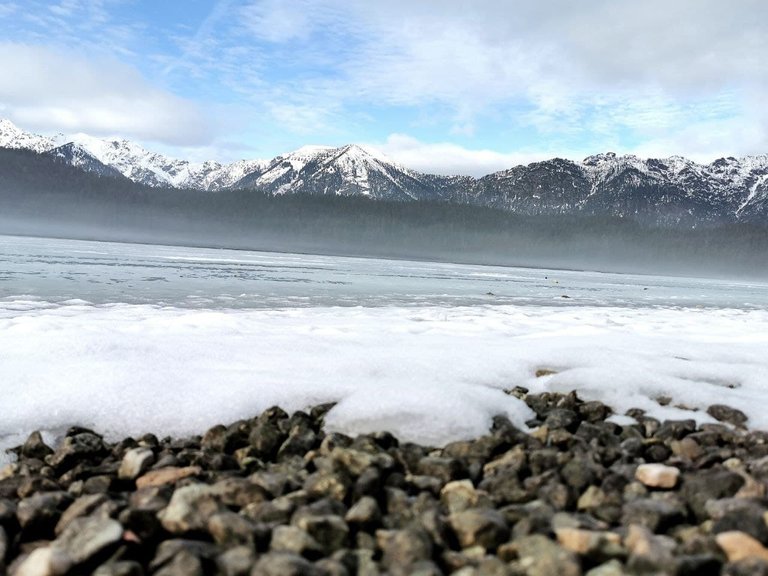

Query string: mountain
1 118 768 226
473 152 768 225
0 119 266 191
45 142 126 180
233 144 465 201
0 118 65 153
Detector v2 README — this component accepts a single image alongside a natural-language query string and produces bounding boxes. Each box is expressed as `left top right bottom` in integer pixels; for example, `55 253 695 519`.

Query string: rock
294 514 349 554
271 525 323 558
21 432 53 461
251 552 323 576
555 527 624 561
681 469 745 521
50 517 123 572
716 530 768 562
621 497 686 532
153 549 204 576
344 496 381 527
10 547 55 576
449 508 509 550
54 493 110 535
16 491 73 540
304 472 349 501
118 448 155 480
514 534 581 576
377 527 433 571
207 511 258 547
545 408 579 431
635 464 680 489
135 466 202 489
217 545 257 576
723 558 768 576
92 561 144 576
713 507 768 546
708 405 748 427
47 432 106 472
624 525 676 574
158 483 224 533
249 420 287 461
585 560 628 576
441 480 491 514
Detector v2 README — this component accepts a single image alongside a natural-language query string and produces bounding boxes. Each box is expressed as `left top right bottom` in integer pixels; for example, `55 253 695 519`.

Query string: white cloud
0 43 213 145
372 134 586 177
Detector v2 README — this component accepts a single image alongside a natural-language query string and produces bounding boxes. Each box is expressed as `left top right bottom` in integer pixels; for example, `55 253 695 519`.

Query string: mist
1 147 767 281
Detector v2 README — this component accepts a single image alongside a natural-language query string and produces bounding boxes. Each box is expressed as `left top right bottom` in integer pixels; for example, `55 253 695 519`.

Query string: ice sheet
2 300 767 464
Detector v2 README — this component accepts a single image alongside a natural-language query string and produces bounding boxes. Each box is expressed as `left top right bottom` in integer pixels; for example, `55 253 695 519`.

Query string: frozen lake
2 234 768 459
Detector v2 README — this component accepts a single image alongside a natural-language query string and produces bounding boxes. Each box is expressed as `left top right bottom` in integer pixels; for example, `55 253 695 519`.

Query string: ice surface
2 235 768 464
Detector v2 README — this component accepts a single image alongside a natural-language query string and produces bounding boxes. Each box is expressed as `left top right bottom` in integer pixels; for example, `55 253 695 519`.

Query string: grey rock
681 469 745 521
51 517 123 572
92 561 144 576
515 534 581 576
54 493 110 535
250 552 322 576
344 496 381 527
48 432 106 472
270 525 323 557
707 404 748 427
621 497 686 532
294 514 349 554
21 432 53 461
157 483 224 533
449 508 509 550
217 545 257 576
118 448 155 480
16 491 73 539
377 526 433 571
207 511 258 547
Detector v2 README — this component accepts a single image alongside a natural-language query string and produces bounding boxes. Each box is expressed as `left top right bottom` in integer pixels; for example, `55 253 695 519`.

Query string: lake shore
2 392 768 575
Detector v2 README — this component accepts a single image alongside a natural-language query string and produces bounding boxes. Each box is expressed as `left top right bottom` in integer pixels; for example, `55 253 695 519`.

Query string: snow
1 300 767 463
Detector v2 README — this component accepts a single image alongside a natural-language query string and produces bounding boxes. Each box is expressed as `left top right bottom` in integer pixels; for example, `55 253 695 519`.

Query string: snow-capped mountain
0 118 66 153
2 118 768 225
0 119 266 191
233 144 461 201
473 152 768 224
45 142 126 180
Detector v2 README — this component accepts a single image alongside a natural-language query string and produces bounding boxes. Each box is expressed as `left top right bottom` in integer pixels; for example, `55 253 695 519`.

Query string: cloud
373 134 586 177
0 43 213 145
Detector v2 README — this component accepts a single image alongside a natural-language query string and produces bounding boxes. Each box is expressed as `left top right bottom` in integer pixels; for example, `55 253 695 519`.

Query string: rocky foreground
2 392 768 575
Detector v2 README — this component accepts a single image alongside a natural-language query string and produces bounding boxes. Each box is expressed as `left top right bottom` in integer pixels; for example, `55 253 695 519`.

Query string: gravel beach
2 391 768 575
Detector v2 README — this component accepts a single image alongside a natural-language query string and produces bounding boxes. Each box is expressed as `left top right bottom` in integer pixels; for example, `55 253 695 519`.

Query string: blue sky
0 0 766 176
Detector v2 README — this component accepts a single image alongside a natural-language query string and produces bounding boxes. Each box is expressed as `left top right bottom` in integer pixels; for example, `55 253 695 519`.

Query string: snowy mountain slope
44 143 126 180
233 144 460 201
2 118 768 225
0 119 65 153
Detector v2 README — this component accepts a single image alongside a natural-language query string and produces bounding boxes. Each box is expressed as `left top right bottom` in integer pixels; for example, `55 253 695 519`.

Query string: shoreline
2 392 768 575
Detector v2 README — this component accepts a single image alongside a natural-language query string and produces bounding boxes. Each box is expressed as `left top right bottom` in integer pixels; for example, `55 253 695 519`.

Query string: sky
0 0 766 176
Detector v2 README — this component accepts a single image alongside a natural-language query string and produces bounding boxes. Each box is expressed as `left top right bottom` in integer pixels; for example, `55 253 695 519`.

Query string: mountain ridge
2 118 767 225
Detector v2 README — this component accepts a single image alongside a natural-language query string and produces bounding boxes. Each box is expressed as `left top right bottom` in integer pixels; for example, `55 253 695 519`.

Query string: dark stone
681 469 745 521
707 404 748 427
21 431 54 461
675 554 723 576
48 432 108 472
713 507 768 546
655 419 696 441
544 409 579 431
578 401 612 423
621 497 686 532
16 491 73 540
251 552 323 576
